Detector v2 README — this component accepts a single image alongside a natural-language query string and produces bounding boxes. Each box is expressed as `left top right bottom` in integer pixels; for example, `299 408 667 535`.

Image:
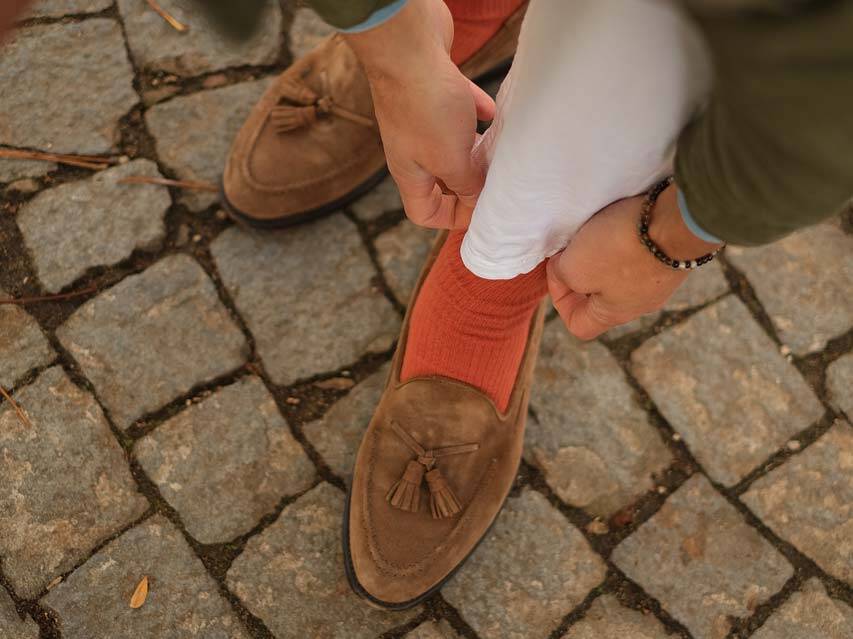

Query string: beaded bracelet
639 177 724 271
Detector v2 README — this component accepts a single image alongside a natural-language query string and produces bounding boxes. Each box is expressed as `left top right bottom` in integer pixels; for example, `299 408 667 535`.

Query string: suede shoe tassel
386 421 479 519
386 459 425 513
272 78 375 133
426 468 462 518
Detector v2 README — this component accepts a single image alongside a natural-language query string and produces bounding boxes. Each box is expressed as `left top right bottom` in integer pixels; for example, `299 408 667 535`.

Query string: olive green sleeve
675 2 853 246
192 0 400 39
304 0 401 30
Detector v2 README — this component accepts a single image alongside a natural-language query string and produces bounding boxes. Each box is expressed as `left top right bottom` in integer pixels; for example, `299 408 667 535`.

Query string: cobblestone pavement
1 4 851 639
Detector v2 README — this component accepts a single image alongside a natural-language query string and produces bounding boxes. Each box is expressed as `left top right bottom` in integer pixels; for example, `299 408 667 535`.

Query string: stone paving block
605 260 728 339
406 619 460 639
136 376 315 543
117 0 282 76
0 367 148 599
527 323 672 517
303 364 389 478
612 474 793 639
826 353 853 416
146 79 269 210
563 595 671 639
375 222 436 304
726 223 853 355
57 255 248 429
0 159 54 184
17 160 170 292
43 515 250 639
227 482 418 638
351 175 400 221
631 296 824 486
0 290 54 388
443 489 607 639
290 7 335 59
0 588 39 639
0 21 137 154
212 216 399 385
26 0 111 17
742 421 852 583
751 578 853 639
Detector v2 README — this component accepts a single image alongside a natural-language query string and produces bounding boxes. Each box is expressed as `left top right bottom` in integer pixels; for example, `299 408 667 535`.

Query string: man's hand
344 0 495 229
547 184 724 340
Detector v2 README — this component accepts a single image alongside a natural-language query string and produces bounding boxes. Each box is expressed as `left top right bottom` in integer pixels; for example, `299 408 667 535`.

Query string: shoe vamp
365 379 514 570
248 36 379 189
247 117 379 188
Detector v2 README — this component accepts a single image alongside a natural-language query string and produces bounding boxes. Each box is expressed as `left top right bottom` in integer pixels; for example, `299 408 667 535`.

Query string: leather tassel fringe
271 105 319 133
386 460 424 513
426 468 461 519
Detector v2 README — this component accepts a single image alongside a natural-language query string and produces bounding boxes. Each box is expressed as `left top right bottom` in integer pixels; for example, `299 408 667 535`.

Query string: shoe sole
219 61 512 230
341 459 518 611
220 165 389 230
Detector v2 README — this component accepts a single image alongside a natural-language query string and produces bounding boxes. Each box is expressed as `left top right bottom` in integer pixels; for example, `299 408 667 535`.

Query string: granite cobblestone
0 12 849 639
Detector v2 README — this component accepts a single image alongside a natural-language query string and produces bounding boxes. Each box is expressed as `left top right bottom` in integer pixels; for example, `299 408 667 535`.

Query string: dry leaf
46 575 63 591
130 576 149 609
585 519 609 535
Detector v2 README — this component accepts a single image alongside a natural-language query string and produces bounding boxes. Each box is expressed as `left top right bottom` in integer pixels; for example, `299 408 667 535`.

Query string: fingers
394 170 475 230
468 79 497 122
558 295 613 341
547 252 612 340
392 134 484 229
438 133 488 212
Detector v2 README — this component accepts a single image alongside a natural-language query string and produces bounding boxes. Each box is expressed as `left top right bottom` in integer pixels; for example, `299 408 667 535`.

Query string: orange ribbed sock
400 231 547 412
446 0 526 65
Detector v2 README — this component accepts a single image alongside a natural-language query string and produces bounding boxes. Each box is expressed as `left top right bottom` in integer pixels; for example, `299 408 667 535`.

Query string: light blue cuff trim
677 188 723 244
337 0 408 33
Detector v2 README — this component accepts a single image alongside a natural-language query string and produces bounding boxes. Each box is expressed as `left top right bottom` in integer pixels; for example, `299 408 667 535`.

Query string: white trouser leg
461 0 712 279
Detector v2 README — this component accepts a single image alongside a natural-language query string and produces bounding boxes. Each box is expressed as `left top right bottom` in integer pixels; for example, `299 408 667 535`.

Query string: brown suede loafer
221 4 527 228
343 231 546 609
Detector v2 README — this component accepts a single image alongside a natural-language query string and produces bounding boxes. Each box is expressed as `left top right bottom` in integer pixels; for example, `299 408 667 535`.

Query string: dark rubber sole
219 60 513 230
341 461 518 611
220 166 389 230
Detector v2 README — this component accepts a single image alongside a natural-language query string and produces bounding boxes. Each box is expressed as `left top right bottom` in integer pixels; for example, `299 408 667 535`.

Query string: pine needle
0 148 113 171
0 385 33 428
145 0 189 32
118 175 218 192
0 286 97 306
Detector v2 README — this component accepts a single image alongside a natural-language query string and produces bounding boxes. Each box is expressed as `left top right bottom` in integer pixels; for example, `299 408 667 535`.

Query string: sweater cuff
337 0 408 33
677 188 723 244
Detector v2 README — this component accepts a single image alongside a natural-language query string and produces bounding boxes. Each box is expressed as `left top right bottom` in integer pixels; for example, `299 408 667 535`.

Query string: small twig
0 385 33 428
145 0 189 32
118 175 218 192
0 148 114 171
0 285 98 306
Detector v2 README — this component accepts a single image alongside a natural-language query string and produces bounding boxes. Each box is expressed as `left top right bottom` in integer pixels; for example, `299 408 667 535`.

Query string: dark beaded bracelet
638 176 724 271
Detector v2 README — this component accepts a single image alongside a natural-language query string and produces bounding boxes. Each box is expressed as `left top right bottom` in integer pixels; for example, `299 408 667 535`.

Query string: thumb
469 79 496 122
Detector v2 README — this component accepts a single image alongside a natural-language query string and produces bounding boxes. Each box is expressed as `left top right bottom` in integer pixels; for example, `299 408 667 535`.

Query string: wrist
649 183 724 261
343 0 449 83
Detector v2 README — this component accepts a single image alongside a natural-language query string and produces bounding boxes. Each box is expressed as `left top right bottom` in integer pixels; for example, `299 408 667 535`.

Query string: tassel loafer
343 231 546 609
